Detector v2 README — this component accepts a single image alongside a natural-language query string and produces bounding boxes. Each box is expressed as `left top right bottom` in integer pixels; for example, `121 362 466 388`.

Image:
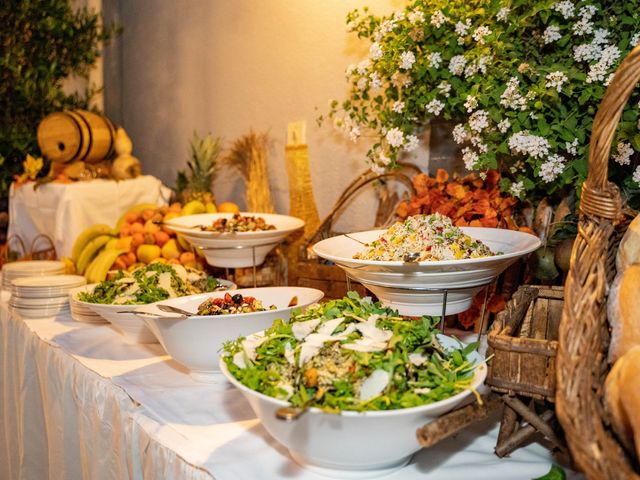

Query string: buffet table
8 176 172 259
0 296 571 480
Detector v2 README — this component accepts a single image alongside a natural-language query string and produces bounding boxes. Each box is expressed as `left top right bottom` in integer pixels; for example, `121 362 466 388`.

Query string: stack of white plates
68 284 108 324
2 260 66 291
9 274 86 319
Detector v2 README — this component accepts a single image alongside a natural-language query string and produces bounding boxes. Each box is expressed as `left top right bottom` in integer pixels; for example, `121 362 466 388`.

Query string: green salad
78 262 222 305
222 292 480 412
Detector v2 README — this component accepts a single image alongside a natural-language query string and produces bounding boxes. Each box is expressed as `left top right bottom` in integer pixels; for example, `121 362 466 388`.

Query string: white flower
408 10 425 24
464 95 478 113
498 119 511 133
497 7 510 22
478 55 492 74
437 81 451 97
449 55 467 75
510 181 525 198
539 154 566 182
426 98 445 116
375 19 397 41
470 136 488 153
455 19 472 37
613 142 634 165
468 110 489 132
553 1 575 19
386 128 404 148
369 42 383 60
545 71 568 92
632 33 640 47
391 72 412 88
356 77 368 91
431 10 448 28
500 77 527 110
462 147 479 170
378 151 392 165
464 62 479 78
392 100 405 113
573 18 593 36
370 162 387 175
428 52 442 69
508 132 551 158
399 51 416 70
587 45 621 83
592 28 610 45
356 59 371 75
573 43 600 62
370 71 382 89
633 166 640 185
472 26 491 45
543 26 562 44
579 5 597 20
345 64 356 77
452 124 468 144
348 124 361 142
566 138 579 155
404 134 420 152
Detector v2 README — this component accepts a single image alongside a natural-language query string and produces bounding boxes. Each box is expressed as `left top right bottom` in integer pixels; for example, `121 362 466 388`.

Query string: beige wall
106 0 417 232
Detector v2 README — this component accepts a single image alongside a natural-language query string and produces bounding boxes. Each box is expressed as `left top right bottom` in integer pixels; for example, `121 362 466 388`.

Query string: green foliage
325 0 640 207
0 0 115 197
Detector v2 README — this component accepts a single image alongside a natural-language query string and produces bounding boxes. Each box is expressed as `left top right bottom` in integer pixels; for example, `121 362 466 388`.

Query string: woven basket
556 46 640 479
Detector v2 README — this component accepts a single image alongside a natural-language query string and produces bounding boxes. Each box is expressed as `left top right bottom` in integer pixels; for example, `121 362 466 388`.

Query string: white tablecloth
0 299 574 480
8 176 172 259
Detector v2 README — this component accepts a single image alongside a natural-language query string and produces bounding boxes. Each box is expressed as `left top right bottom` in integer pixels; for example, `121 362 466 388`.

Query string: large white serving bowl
139 287 324 381
73 279 237 344
163 212 305 268
313 227 540 316
220 335 487 477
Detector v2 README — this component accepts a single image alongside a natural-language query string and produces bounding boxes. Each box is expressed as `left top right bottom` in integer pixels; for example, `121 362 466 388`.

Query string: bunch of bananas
71 224 128 283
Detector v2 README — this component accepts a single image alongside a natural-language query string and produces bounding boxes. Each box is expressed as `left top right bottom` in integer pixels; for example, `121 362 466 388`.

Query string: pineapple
175 131 222 205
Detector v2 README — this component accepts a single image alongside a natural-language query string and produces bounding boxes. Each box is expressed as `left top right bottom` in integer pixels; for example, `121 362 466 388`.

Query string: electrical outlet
287 121 306 146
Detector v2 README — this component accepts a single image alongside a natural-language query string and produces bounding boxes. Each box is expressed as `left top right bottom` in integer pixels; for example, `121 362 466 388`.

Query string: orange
217 201 240 214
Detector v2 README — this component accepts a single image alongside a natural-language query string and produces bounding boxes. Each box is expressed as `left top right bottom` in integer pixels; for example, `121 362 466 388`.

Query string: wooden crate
486 285 563 401
294 261 367 300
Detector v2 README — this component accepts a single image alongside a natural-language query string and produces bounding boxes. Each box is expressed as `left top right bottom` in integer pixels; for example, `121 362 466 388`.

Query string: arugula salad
222 292 480 412
78 262 223 305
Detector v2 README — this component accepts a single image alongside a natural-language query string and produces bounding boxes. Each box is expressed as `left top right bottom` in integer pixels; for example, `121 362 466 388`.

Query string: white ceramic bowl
220 335 487 477
138 287 324 381
164 212 305 268
313 227 540 316
72 279 237 344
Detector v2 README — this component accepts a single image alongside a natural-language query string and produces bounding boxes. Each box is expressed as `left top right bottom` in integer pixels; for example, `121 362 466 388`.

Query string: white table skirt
0 300 573 480
8 176 172 259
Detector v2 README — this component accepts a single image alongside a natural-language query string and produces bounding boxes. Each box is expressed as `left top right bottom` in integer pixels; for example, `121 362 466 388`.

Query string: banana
87 248 128 284
104 238 119 250
76 235 114 274
115 203 159 230
71 224 114 262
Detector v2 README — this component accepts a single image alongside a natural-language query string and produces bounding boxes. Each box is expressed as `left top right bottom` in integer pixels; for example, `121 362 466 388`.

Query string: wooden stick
495 409 555 458
497 402 519 447
415 394 500 448
501 395 566 452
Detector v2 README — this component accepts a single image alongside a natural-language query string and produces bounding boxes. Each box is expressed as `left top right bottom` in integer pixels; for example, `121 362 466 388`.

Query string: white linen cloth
0 301 577 480
8 176 172 258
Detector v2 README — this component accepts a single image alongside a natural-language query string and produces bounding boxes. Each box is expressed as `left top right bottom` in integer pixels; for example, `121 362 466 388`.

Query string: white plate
12 274 86 289
2 260 65 275
138 287 324 381
164 213 304 268
10 304 69 318
220 334 486 476
10 296 69 308
313 227 540 316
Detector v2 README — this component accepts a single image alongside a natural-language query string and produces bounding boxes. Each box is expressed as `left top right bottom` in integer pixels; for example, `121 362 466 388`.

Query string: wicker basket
556 46 640 478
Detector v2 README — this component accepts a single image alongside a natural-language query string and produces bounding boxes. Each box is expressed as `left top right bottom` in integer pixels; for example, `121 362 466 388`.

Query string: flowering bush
325 0 640 205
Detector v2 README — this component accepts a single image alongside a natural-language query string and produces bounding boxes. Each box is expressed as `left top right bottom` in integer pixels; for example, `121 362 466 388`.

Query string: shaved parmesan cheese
292 319 322 340
284 342 295 365
359 369 390 401
356 320 393 343
408 353 427 366
112 295 136 305
242 333 267 362
157 272 178 297
145 271 156 278
232 351 247 369
298 342 323 367
276 381 294 400
341 339 387 352
414 387 432 395
171 264 188 282
316 317 345 336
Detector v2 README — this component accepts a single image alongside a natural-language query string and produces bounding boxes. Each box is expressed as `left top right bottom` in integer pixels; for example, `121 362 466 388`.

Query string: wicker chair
557 46 640 479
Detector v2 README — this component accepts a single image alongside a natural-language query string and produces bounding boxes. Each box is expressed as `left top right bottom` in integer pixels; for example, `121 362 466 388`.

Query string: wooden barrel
37 110 117 164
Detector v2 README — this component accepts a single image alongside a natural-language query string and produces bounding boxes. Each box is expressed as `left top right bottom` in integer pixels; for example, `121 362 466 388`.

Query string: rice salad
353 213 494 262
